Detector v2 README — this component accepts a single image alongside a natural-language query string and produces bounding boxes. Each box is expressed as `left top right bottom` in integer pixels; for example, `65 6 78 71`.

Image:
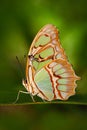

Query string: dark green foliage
0 0 87 129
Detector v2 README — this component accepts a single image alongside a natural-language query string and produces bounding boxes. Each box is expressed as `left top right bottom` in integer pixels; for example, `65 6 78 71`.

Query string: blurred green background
0 0 87 130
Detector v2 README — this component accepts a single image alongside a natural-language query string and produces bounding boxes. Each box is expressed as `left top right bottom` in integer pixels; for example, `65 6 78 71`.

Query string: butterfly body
22 24 80 101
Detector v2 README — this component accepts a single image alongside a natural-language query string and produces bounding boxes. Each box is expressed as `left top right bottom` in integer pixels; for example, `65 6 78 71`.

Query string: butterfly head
28 55 34 61
28 54 38 62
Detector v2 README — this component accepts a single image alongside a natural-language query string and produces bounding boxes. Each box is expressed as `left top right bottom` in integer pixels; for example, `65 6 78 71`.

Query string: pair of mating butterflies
22 24 80 101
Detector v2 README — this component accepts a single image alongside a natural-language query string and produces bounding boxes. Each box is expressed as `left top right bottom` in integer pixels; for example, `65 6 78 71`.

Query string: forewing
28 24 67 72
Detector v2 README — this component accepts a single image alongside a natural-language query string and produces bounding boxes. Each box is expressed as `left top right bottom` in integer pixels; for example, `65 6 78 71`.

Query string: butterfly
22 24 80 101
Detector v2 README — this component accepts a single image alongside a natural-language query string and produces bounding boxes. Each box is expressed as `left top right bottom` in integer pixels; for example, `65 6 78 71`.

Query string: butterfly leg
13 90 30 104
42 99 46 102
30 93 35 102
36 92 47 103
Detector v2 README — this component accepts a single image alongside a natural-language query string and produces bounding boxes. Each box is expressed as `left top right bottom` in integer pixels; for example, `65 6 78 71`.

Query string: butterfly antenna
16 56 25 79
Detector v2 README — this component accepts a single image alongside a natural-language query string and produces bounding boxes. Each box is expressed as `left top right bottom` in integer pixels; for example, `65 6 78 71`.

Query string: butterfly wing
28 24 67 72
34 59 80 101
23 24 80 101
